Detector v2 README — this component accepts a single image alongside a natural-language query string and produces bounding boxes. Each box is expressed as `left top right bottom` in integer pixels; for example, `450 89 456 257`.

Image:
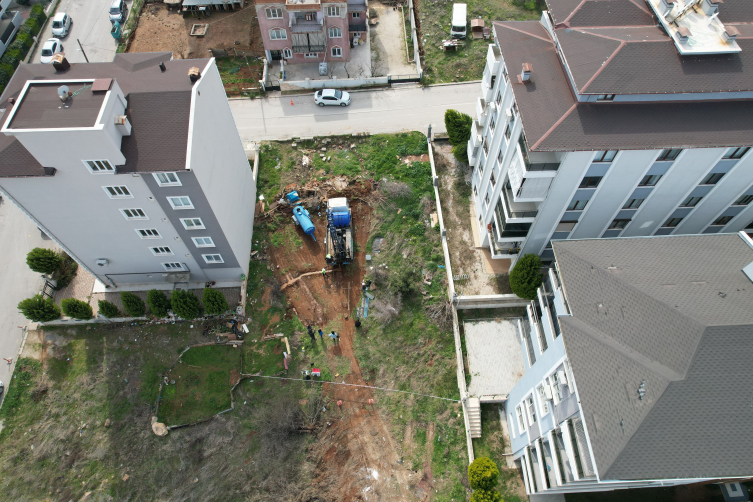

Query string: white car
315 89 351 107
40 39 62 64
51 12 71 37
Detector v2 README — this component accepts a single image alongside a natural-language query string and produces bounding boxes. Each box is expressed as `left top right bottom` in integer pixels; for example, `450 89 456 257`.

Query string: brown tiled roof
547 0 655 27
0 135 46 177
717 0 753 23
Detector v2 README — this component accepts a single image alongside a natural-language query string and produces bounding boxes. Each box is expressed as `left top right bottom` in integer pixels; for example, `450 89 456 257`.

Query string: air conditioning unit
96 259 109 267
505 108 513 120
557 370 569 386
543 384 553 400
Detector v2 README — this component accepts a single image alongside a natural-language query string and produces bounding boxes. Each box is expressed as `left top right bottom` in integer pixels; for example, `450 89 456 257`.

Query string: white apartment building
469 0 753 267
0 53 255 291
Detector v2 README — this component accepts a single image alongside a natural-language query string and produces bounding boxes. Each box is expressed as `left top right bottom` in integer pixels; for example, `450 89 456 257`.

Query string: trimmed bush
3 49 23 62
17 24 34 38
26 247 62 274
18 295 61 322
61 298 93 320
146 289 171 318
15 32 33 49
509 253 543 300
97 300 120 318
30 4 47 24
171 290 201 320
468 457 500 491
0 62 15 77
16 0 30 5
444 109 472 163
0 66 11 88
8 39 28 54
120 292 146 317
22 17 40 36
202 288 228 315
51 255 78 290
470 489 502 502
0 53 20 69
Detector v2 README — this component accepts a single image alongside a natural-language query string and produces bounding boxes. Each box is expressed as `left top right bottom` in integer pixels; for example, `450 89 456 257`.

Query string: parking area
371 3 415 76
281 37 372 82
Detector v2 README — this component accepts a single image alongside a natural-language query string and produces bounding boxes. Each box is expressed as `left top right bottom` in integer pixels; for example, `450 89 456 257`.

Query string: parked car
51 12 71 37
0 381 4 398
40 39 62 64
109 0 127 23
314 89 351 107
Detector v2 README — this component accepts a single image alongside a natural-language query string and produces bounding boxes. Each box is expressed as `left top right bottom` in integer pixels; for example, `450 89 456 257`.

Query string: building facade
255 0 367 65
469 0 753 267
0 53 255 291
0 0 23 60
507 232 753 494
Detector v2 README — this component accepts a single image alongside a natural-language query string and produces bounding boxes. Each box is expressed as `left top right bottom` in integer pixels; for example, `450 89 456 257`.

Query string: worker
325 254 332 261
321 268 327 277
329 331 340 344
318 329 324 341
307 329 316 343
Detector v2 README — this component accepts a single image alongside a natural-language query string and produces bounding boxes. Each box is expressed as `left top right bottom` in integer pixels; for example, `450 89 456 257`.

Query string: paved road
0 198 53 396
230 83 479 142
31 0 125 64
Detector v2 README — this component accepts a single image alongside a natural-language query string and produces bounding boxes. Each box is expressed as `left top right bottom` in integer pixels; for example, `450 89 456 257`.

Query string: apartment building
0 53 255 291
255 0 367 65
507 232 753 494
0 0 23 59
469 0 753 266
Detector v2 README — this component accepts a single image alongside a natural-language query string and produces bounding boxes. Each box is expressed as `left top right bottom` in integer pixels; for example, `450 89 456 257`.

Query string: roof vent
188 67 201 83
57 85 71 102
51 54 70 72
114 115 131 136
722 25 739 43
519 63 532 83
677 26 692 43
159 61 166 72
701 0 720 16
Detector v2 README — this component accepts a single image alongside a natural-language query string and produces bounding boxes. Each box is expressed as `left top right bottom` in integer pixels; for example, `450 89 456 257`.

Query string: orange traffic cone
290 99 294 106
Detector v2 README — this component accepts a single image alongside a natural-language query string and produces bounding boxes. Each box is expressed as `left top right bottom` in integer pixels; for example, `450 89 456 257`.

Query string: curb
426 80 482 88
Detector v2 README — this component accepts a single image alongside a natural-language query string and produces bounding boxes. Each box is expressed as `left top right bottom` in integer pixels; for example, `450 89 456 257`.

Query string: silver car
314 89 351 107
51 12 71 37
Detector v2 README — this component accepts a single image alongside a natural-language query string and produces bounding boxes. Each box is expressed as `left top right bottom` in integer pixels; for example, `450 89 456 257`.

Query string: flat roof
7 81 106 130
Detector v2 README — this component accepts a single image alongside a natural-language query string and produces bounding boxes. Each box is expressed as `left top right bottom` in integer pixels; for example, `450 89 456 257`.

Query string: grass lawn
417 0 541 84
244 337 288 375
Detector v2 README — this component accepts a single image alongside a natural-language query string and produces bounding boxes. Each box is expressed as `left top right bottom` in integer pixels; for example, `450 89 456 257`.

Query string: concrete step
466 397 483 438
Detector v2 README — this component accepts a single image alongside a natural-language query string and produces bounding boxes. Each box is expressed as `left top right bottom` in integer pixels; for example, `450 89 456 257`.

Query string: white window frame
537 385 551 415
331 46 342 57
526 394 537 424
161 262 186 272
136 228 161 239
352 11 360 18
282 48 292 58
167 196 194 210
153 172 181 187
121 208 148 220
180 217 205 230
269 28 287 40
326 5 340 16
102 185 133 199
192 236 215 248
202 254 224 264
550 372 564 402
304 52 319 58
83 160 114 173
508 413 516 438
265 7 282 19
516 405 527 434
329 27 342 38
150 246 173 256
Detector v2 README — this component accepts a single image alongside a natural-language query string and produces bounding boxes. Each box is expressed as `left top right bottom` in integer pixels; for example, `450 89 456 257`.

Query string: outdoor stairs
467 397 482 438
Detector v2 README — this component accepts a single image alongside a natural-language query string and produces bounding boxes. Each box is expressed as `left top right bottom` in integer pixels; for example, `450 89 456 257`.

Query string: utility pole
77 39 89 63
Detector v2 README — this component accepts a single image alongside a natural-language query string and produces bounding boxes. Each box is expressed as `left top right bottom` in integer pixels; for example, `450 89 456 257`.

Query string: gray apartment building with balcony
469 0 753 266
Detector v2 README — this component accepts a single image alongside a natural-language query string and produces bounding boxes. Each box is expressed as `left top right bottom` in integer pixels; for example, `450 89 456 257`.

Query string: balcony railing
502 186 538 219
293 44 326 53
476 98 488 126
494 198 532 239
518 135 560 171
290 17 324 33
487 44 501 76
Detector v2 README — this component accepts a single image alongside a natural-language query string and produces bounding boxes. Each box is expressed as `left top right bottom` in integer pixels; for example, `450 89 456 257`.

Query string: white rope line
246 374 460 402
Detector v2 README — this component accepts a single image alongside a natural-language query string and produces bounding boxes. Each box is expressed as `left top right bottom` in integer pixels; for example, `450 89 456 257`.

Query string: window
723 147 750 160
327 5 340 16
555 221 577 232
180 217 205 230
701 172 725 185
329 27 342 38
153 172 181 186
304 53 319 58
282 48 292 58
504 124 511 140
623 198 644 209
192 237 215 248
593 150 618 162
331 46 342 57
502 65 509 83
639 174 662 186
121 208 147 220
167 196 194 209
596 94 615 101
551 372 563 400
473 186 478 197
734 194 753 206
662 217 683 228
657 149 682 161
484 193 490 207
567 199 588 211
352 11 360 17
483 137 489 155
537 385 551 414
497 147 504 164
84 160 114 173
490 172 496 187
203 254 224 264
526 395 537 424
162 262 185 272
136 228 161 239
712 215 733 226
579 176 602 188
489 115 496 133
681 196 703 207
150 246 173 256
545 240 552 249
495 91 502 106
265 7 282 18
103 186 132 198
608 219 630 230
516 405 526 433
269 28 287 40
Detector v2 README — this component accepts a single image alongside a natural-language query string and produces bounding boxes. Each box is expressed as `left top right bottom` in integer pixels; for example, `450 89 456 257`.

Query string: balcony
468 141 479 167
469 119 483 150
290 16 323 33
488 227 520 258
519 135 560 171
486 44 501 77
293 44 326 53
493 204 531 240
481 67 496 102
501 184 538 220
508 152 553 202
476 97 488 127
286 0 320 6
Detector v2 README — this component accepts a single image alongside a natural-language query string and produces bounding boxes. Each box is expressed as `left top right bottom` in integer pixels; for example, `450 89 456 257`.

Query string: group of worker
307 325 339 344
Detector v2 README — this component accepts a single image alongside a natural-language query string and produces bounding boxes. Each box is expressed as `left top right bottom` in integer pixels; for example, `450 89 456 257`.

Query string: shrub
8 39 27 54
15 32 33 49
202 288 229 315
509 254 543 300
0 53 20 69
16 0 30 5
444 109 472 163
0 62 15 77
61 298 93 320
171 290 201 319
18 295 60 322
18 24 34 38
0 66 11 88
468 457 500 491
120 292 146 317
30 4 47 23
146 289 171 318
22 18 40 36
470 489 502 502
51 254 78 290
26 247 62 274
97 300 120 318
3 49 23 62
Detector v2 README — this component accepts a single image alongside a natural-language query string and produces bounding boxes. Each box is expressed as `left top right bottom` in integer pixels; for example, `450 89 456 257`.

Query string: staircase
467 397 482 438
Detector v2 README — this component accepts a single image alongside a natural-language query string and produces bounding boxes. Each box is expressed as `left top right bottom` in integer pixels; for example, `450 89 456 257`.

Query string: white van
451 3 467 39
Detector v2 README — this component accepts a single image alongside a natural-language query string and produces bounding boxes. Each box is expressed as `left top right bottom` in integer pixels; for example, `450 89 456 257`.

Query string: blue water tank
286 191 300 203
293 206 315 236
330 211 350 228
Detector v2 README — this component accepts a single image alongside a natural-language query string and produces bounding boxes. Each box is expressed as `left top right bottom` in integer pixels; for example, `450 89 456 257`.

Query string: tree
18 295 61 322
61 298 93 320
509 254 543 300
444 109 473 163
120 292 146 317
468 457 500 491
202 288 229 315
97 300 120 318
171 290 201 319
26 247 62 274
147 289 171 318
470 489 502 502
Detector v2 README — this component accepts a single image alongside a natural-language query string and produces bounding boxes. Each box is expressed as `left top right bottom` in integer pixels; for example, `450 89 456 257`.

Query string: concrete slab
282 35 372 82
465 319 525 398
371 4 416 76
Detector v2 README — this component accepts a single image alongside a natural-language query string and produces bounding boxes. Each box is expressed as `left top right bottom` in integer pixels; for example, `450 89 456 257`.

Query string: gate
267 78 281 91
42 280 55 299
389 74 421 84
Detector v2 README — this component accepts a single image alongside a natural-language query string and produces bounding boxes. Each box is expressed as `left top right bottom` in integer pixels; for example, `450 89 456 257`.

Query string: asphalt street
229 82 479 142
31 0 125 64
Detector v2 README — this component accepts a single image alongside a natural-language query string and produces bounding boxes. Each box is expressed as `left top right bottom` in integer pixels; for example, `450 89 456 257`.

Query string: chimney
677 26 692 43
159 61 166 72
188 67 201 83
114 115 132 136
660 0 676 14
519 63 532 83
722 25 739 43
51 53 70 72
701 0 720 15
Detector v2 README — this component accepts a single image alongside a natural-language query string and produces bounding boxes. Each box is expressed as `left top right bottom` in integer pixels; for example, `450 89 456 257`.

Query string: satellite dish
57 85 70 101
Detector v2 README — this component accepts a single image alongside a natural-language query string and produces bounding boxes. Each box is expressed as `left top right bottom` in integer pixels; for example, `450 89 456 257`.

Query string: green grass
244 337 287 375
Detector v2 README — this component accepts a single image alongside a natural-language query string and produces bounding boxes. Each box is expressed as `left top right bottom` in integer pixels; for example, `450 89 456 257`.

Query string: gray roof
8 82 107 130
552 234 753 480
